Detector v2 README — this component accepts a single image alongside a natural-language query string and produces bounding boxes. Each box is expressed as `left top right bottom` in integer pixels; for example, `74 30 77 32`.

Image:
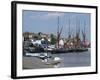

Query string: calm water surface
23 49 91 69
53 50 91 67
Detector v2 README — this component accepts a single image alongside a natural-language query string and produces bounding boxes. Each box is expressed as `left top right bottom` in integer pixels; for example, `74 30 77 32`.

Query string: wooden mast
75 17 80 48
82 20 86 47
57 16 59 48
68 16 71 39
57 16 63 48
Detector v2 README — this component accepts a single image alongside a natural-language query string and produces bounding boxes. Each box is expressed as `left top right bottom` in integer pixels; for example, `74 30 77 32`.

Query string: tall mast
68 16 71 39
76 17 78 39
57 16 63 48
78 19 80 35
75 17 81 48
57 16 60 48
83 20 86 42
57 16 59 35
84 20 86 36
76 17 78 37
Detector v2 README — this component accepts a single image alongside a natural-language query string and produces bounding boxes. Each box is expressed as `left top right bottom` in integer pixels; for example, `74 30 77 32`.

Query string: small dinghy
44 57 61 65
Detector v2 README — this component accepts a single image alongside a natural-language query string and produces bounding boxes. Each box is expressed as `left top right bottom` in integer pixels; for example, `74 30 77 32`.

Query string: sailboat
81 21 90 48
69 18 88 52
45 16 88 54
51 17 88 53
56 16 63 48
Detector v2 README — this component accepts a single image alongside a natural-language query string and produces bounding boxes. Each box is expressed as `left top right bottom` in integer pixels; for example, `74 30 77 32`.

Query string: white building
59 39 64 48
32 40 42 45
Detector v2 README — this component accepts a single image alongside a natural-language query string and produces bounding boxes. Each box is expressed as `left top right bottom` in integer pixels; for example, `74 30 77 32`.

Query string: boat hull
47 48 88 53
24 48 88 54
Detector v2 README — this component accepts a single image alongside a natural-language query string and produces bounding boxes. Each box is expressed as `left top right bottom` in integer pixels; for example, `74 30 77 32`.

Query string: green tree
50 34 57 45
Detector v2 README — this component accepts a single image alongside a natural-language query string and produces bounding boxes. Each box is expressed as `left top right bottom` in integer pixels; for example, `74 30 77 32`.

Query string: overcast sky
22 10 91 41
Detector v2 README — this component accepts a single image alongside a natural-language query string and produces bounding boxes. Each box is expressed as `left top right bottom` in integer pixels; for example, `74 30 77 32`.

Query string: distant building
38 32 49 38
47 38 50 41
59 39 64 48
32 40 42 45
23 32 34 41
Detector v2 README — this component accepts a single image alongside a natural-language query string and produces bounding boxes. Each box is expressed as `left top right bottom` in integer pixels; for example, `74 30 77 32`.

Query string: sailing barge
23 16 90 54
44 48 88 54
49 16 90 54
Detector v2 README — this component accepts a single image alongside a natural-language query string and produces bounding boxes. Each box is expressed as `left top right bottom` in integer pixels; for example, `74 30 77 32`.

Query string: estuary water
53 49 91 67
23 49 91 69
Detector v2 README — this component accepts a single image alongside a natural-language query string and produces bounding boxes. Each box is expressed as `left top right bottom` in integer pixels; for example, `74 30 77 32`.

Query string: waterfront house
59 39 64 48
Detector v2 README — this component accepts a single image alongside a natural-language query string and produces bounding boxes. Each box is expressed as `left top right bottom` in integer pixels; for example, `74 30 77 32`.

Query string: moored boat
46 48 88 53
